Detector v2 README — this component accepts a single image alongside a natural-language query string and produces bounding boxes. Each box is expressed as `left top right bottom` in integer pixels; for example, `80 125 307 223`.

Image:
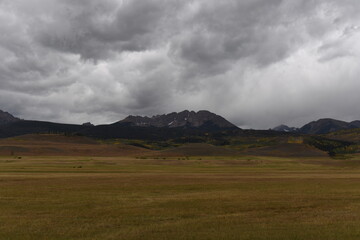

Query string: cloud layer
1 0 360 128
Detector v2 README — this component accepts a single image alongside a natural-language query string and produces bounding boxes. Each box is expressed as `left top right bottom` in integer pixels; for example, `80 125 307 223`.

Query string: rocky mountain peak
0 110 20 125
120 110 238 129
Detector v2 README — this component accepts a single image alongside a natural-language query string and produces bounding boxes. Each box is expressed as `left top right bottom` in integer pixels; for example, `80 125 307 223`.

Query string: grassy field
1 155 360 240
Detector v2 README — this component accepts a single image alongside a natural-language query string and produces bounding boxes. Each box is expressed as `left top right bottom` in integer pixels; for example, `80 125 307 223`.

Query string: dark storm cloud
33 0 179 60
1 0 360 128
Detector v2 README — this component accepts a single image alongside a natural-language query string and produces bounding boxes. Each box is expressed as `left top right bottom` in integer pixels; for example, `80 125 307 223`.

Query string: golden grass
1 155 360 239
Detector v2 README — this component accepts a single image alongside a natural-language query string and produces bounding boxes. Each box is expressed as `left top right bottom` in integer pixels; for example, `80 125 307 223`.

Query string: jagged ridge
119 110 238 129
0 110 20 125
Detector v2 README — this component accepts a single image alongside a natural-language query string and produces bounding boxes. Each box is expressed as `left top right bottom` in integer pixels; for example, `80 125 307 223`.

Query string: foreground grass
1 156 360 239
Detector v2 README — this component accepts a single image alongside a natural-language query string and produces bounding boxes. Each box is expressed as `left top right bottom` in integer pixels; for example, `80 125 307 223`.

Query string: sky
1 0 360 129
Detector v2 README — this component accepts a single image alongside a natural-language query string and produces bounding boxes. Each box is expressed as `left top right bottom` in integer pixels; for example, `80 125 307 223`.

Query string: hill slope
242 143 328 157
0 120 90 138
0 134 153 156
153 143 242 157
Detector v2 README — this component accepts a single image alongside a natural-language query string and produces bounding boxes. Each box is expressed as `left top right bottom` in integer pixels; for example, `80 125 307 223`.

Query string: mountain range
120 110 237 128
0 110 240 140
1 109 360 139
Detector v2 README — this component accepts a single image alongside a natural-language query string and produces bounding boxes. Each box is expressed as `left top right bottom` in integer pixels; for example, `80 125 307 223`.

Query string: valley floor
1 155 360 240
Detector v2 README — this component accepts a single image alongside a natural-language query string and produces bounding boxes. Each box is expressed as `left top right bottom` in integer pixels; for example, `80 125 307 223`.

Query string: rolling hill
152 143 242 157
242 143 328 157
299 118 358 134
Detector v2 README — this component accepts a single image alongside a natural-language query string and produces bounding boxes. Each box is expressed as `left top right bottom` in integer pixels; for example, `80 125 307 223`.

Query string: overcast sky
1 0 360 128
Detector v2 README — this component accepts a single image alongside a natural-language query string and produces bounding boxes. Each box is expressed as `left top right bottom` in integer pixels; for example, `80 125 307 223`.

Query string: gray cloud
33 0 178 60
1 0 360 128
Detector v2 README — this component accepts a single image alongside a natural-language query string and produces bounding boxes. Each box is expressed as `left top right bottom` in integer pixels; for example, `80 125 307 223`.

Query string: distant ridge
119 110 238 129
272 119 360 135
272 124 299 133
2 108 360 138
299 118 360 134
